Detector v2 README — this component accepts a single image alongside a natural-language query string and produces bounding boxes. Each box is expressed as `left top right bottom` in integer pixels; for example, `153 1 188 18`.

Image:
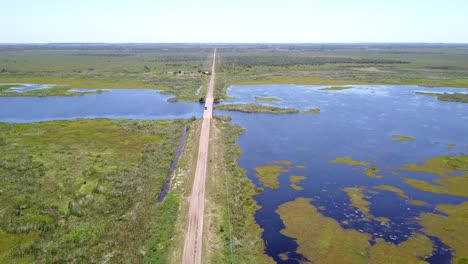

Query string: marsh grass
276 197 433 263
421 202 468 263
215 104 299 114
254 96 280 102
0 119 188 263
304 108 320 114
391 135 415 141
416 92 468 103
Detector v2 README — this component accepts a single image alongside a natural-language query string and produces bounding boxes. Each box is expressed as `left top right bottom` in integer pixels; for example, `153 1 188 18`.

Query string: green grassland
0 119 190 263
0 45 213 101
215 45 468 99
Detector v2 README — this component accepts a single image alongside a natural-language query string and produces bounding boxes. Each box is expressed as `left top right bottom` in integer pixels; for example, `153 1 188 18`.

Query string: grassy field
0 118 192 263
0 44 213 101
214 44 468 99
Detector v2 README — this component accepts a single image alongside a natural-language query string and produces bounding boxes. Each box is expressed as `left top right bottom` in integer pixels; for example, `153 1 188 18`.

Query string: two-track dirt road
182 49 216 264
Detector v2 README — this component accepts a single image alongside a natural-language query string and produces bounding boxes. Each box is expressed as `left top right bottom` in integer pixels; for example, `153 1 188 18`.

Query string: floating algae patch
289 176 306 191
331 156 369 166
420 202 468 263
343 187 370 215
392 135 415 141
320 86 353 91
391 154 468 177
254 96 280 102
296 165 306 169
254 164 289 189
374 185 428 206
403 175 468 197
365 166 384 179
304 108 320 114
276 198 434 264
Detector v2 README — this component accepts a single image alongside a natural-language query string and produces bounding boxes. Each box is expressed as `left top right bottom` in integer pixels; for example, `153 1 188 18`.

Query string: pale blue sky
1 0 467 43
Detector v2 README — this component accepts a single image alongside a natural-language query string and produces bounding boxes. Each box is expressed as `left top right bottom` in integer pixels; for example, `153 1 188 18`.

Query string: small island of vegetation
215 103 299 114
392 135 415 141
320 86 353 91
304 108 320 114
254 96 280 102
416 92 468 103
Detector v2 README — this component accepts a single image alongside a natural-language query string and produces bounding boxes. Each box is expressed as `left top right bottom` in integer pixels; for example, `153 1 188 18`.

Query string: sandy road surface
182 49 216 264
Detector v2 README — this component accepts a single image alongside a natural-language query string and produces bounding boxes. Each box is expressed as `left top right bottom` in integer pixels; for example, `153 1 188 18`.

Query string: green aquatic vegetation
415 92 440 97
365 166 384 178
254 96 280 102
289 176 306 191
215 103 299 114
392 154 468 177
0 85 107 97
420 202 468 263
254 165 289 189
343 187 370 215
0 119 187 263
331 156 370 166
319 86 353 91
276 197 434 264
403 175 468 197
367 236 433 264
409 200 429 206
416 92 468 103
392 135 415 141
374 185 429 205
304 108 321 114
274 160 292 165
374 185 409 199
438 93 468 103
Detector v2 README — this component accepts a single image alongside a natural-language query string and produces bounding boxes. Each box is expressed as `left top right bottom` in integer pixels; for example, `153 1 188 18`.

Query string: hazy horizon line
1 42 468 45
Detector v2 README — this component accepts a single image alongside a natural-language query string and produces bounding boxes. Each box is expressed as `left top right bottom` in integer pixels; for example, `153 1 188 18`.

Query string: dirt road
182 49 216 264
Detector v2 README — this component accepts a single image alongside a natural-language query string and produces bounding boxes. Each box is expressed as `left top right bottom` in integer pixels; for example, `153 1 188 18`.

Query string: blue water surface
217 85 468 264
0 89 203 123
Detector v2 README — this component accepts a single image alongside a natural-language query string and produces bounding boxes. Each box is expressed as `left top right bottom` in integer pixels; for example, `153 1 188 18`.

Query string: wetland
217 84 468 263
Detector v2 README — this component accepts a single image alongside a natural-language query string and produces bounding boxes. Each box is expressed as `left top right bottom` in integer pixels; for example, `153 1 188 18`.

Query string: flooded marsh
217 84 468 263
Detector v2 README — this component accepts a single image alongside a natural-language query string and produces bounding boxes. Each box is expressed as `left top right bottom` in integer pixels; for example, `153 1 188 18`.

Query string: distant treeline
222 55 409 67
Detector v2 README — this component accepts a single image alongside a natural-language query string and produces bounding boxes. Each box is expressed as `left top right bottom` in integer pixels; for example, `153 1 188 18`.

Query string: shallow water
217 85 468 263
1 83 53 93
0 89 203 123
